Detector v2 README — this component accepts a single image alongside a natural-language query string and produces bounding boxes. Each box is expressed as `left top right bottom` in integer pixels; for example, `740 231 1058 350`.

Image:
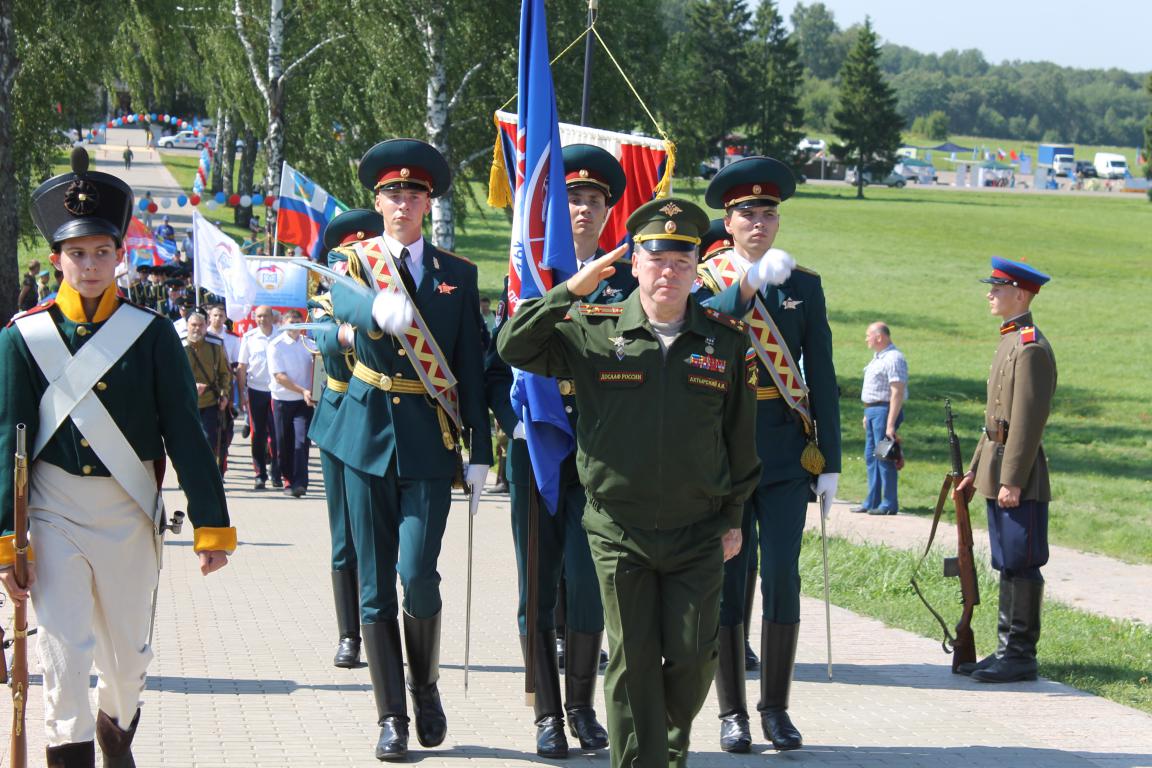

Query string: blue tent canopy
932 142 974 153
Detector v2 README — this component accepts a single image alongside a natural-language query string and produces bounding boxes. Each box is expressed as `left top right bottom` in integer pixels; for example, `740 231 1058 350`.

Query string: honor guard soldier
699 156 841 753
955 257 1056 683
327 139 492 761
500 198 761 768
485 144 630 757
309 208 382 669
0 148 235 768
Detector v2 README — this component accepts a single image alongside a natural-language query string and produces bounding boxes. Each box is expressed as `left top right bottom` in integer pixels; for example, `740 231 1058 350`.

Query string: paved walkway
4 433 1150 767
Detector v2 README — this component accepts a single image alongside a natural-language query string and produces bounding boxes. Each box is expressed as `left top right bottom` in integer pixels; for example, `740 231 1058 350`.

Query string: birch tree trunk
220 115 236 197
211 107 225 194
0 0 21 318
262 0 285 234
418 7 454 251
237 127 257 229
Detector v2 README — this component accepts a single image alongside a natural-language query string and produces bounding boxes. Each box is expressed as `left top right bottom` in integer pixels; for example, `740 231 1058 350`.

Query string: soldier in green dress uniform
499 198 761 768
327 139 492 761
955 257 1056 684
699 157 841 753
309 209 382 669
485 143 630 757
0 148 235 768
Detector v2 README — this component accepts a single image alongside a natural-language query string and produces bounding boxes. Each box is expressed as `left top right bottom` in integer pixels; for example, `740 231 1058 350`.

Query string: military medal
686 353 726 373
705 336 716 355
608 335 627 361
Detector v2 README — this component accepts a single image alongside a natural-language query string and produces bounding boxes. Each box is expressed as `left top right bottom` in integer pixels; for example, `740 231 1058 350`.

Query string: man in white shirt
267 309 317 498
237 306 282 489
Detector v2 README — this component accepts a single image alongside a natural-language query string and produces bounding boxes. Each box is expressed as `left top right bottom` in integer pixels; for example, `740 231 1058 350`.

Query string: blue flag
505 0 577 515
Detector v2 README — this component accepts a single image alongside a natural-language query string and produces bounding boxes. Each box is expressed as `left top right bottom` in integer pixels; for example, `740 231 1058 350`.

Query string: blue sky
772 0 1151 73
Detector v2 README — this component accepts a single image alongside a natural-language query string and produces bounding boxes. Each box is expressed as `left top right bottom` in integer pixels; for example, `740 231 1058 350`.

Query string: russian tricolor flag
276 162 347 260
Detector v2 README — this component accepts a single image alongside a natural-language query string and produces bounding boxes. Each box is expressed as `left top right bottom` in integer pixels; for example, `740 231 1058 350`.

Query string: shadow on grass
829 308 969 337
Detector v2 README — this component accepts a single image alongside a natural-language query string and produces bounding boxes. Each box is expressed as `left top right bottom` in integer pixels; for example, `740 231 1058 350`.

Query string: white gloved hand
465 463 490 491
371 289 414 336
813 472 840 503
746 248 795 290
512 421 527 440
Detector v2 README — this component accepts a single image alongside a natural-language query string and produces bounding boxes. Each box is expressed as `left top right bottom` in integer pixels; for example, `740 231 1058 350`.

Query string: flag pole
579 0 598 126
271 161 285 259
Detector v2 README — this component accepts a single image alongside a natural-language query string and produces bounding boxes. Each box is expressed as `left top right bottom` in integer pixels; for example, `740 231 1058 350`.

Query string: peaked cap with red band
562 143 627 207
705 155 797 210
358 138 452 198
321 208 383 256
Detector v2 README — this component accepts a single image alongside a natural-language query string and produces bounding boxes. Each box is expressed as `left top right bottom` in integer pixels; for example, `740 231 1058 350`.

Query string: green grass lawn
454 180 1152 564
798 532 1152 714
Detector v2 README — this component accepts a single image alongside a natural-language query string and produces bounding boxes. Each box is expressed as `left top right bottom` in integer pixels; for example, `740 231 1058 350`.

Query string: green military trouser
584 501 724 768
320 449 357 572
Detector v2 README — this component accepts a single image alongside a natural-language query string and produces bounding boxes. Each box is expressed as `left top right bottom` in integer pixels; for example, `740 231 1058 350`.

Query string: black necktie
396 247 417 295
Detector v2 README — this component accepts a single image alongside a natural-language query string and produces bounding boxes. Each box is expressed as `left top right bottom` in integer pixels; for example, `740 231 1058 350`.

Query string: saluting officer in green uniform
327 139 492 761
955 257 1056 684
309 209 382 670
499 198 761 768
0 148 235 768
699 157 841 753
485 144 631 757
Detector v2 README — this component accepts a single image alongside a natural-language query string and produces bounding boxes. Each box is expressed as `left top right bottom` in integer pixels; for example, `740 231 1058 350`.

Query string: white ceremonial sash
17 305 164 530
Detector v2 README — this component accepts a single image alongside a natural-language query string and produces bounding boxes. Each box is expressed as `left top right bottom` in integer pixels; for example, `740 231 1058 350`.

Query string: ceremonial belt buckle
558 379 576 396
756 385 781 401
327 379 349 394
353 361 427 395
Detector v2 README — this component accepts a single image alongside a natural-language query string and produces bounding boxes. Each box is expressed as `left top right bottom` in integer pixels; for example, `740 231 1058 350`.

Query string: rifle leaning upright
8 423 30 768
911 400 979 672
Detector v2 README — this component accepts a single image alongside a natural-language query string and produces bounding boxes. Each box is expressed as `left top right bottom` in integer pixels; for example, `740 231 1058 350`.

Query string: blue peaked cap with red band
981 256 1051 294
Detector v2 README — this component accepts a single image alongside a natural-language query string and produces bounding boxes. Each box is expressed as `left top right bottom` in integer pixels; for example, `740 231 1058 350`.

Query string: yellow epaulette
575 303 624 317
703 307 747 332
794 264 819 277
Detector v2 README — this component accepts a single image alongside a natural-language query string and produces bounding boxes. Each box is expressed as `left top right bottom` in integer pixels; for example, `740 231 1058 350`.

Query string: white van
1094 152 1129 179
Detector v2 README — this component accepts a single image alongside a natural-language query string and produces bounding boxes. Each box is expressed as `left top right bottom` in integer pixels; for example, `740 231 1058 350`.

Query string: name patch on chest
599 371 644 384
687 374 728 393
685 353 727 373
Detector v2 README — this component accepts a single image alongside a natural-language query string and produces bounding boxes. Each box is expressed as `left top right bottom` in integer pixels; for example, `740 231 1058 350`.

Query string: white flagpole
271 160 287 259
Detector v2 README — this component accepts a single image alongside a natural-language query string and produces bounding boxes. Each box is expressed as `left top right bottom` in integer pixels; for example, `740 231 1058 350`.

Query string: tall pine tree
748 0 804 167
831 18 903 199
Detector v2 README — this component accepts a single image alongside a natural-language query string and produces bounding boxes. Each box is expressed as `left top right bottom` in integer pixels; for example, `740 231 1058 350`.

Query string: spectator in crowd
851 322 908 516
142 191 154 229
183 312 233 474
206 303 241 365
181 228 194 260
122 143 134 170
162 284 183 320
155 214 175 245
267 309 316 498
18 259 41 311
237 305 282 490
37 269 52 301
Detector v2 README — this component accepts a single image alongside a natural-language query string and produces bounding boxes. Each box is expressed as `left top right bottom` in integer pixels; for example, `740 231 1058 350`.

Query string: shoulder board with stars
5 299 55 328
1019 326 1037 344
793 264 820 277
703 307 746 332
575 303 625 317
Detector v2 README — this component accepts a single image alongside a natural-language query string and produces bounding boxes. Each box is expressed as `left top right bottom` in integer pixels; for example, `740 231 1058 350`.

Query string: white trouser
29 461 159 746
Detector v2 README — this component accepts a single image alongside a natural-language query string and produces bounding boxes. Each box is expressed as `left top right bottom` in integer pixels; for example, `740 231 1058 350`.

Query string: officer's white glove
746 248 795 290
512 421 526 440
465 464 490 516
371 289 414 336
813 472 840 504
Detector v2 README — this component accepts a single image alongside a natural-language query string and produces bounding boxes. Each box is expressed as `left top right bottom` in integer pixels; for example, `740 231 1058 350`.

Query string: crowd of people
0 140 1056 768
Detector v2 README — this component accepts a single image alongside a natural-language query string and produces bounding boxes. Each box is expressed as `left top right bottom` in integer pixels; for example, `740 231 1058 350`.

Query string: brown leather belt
352 361 427 394
863 401 889 408
326 379 349 394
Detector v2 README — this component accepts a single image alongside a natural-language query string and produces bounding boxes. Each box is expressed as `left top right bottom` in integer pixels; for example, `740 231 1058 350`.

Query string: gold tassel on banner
487 114 514 209
654 140 676 199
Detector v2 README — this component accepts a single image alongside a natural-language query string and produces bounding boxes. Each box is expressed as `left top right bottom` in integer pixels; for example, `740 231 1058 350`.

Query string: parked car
157 130 208 149
845 167 906 188
797 137 826 152
1074 161 1098 178
699 162 718 180
1052 154 1076 177
1093 152 1129 179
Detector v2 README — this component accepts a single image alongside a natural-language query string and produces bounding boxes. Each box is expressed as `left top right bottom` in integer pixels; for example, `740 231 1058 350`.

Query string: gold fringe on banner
487 113 514 209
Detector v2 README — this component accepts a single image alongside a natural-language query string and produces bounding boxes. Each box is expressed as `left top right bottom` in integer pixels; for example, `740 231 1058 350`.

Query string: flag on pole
193 211 259 321
504 0 578 515
124 216 166 267
490 111 671 252
276 162 347 260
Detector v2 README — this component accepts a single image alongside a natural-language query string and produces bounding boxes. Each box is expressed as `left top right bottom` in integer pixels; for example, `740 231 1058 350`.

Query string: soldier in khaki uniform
499 198 761 768
955 256 1056 683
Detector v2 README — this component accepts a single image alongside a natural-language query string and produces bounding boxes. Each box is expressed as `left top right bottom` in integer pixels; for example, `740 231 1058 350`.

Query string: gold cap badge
752 184 762 194
400 168 411 178
579 169 589 178
664 220 677 233
660 202 683 217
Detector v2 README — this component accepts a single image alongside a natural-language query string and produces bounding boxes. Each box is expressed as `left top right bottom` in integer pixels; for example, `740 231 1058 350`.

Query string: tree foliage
747 1 805 166
831 18 904 199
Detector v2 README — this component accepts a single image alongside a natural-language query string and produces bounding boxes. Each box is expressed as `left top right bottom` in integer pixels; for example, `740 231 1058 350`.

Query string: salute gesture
565 244 628 297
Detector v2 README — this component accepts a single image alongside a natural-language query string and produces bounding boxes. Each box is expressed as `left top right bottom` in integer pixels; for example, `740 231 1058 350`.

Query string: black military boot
743 574 760 671
716 624 752 753
403 612 447 748
96 709 140 768
520 631 569 758
332 570 362 668
758 620 802 751
564 629 608 750
972 578 1043 683
362 620 410 761
45 742 95 768
958 576 1011 675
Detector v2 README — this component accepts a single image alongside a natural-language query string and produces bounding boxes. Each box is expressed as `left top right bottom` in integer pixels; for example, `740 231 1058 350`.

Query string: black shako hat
31 147 134 249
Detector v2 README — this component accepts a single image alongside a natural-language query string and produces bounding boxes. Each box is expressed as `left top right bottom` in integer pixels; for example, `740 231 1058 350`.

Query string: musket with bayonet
911 399 979 672
8 424 30 768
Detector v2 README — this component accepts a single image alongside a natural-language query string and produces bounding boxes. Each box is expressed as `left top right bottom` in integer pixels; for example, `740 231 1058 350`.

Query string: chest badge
705 336 716 355
608 335 627 361
686 353 727 373
432 256 441 270
782 297 803 310
436 282 458 295
602 285 620 297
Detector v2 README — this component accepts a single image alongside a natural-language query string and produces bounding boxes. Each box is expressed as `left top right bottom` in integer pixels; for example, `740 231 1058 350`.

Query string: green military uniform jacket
969 312 1057 501
328 239 493 477
184 336 232 409
699 262 841 480
497 283 761 532
306 298 356 452
0 285 234 564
